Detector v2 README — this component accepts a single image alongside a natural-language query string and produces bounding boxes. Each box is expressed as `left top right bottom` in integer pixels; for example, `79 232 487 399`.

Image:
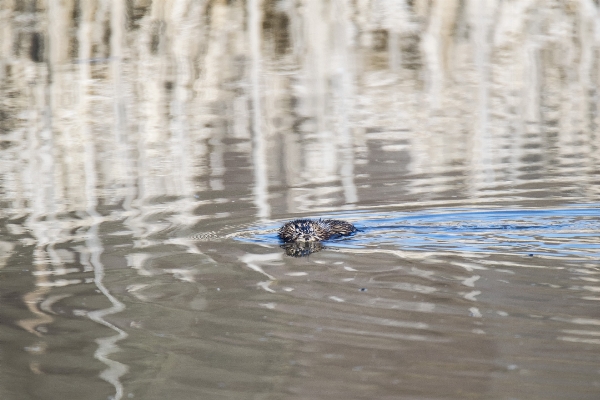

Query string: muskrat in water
278 219 357 243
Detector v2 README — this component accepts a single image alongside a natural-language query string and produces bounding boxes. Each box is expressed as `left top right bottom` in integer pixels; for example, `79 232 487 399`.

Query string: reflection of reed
17 247 54 337
249 0 271 220
1 1 600 216
85 220 128 400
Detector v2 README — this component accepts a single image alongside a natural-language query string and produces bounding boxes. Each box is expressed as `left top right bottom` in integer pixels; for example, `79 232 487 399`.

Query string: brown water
1 1 600 399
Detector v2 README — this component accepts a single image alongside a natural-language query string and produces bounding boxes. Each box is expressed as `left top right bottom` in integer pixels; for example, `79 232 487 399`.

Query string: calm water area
1 1 600 399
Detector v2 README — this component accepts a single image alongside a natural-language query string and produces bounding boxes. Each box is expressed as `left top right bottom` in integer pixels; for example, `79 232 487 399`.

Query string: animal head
279 219 328 243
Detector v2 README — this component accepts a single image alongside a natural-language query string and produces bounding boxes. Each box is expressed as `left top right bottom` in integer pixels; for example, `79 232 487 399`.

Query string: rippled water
1 1 600 399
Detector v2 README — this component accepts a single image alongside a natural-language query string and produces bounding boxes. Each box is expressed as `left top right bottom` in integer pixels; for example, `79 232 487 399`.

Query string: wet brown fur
278 219 356 243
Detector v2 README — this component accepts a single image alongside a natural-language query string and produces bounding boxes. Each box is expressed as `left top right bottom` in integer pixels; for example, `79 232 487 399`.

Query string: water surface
1 1 600 399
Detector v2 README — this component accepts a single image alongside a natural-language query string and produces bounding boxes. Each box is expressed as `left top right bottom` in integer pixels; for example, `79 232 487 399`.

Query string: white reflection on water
84 221 128 400
240 252 281 281
249 0 271 220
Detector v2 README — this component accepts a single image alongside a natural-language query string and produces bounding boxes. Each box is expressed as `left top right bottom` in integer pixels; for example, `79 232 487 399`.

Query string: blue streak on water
239 205 600 258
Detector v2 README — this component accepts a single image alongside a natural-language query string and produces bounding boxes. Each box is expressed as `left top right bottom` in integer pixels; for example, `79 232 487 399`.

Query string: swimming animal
278 219 357 243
